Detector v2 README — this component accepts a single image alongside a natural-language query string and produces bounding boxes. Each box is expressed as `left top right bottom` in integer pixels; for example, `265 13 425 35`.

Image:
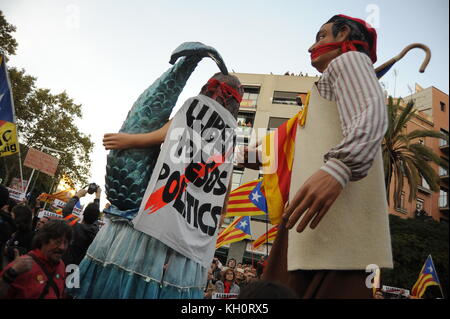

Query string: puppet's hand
103 133 137 150
283 169 343 232
235 145 261 170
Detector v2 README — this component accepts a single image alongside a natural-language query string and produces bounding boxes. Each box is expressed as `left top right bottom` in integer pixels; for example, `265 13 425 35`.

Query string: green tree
383 215 448 299
0 10 18 56
0 11 93 194
382 97 449 208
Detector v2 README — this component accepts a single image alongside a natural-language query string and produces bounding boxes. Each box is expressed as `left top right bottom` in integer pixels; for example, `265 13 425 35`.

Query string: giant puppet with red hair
70 42 244 299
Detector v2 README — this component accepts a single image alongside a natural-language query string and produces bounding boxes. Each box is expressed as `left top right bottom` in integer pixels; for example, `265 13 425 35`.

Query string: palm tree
382 97 449 208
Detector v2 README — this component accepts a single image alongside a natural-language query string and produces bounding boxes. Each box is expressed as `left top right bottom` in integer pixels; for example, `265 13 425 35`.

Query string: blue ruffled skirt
69 215 207 299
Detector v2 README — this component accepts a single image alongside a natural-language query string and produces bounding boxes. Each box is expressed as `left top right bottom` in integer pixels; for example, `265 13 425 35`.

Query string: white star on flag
239 220 248 228
428 265 433 273
251 191 261 202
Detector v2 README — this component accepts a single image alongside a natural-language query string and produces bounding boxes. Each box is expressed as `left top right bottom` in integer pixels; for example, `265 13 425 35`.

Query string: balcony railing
240 99 257 109
440 138 449 155
272 98 298 106
236 126 253 137
440 194 449 209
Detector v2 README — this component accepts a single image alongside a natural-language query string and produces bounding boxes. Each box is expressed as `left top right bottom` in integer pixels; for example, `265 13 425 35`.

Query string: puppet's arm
219 176 234 229
103 120 172 150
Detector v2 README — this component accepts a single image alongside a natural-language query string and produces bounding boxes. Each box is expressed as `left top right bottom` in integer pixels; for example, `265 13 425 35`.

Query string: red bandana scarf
206 79 243 104
310 14 378 64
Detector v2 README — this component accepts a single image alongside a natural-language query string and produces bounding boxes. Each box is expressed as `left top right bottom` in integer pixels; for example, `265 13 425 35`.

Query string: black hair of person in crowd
0 220 73 299
4 205 34 263
61 187 101 266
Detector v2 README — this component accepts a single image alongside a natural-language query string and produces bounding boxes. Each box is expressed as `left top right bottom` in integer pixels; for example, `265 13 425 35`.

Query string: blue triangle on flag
248 181 268 213
235 216 251 235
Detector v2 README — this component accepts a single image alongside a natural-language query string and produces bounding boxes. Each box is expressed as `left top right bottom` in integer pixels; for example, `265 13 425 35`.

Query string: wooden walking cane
375 43 431 79
261 43 432 286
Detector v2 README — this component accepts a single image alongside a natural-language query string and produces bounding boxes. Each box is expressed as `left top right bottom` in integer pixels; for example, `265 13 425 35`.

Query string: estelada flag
261 92 310 225
251 224 278 250
38 188 75 203
411 255 441 298
225 178 267 217
0 54 19 157
216 216 251 249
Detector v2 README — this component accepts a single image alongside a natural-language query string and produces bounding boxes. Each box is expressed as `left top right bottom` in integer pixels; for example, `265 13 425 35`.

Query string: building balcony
417 185 433 195
240 99 257 110
236 126 253 138
440 139 449 155
439 193 449 214
440 174 449 185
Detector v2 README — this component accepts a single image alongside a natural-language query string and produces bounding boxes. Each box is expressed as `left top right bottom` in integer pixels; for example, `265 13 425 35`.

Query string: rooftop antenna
407 84 414 96
393 69 398 97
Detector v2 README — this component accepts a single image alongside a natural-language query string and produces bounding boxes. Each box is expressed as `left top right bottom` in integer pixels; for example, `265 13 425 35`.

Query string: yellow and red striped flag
216 216 251 249
251 224 278 249
261 92 310 225
37 188 75 204
411 255 441 298
225 178 267 217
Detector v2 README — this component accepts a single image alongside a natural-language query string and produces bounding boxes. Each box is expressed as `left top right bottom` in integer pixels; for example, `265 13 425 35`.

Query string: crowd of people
203 256 299 299
1 183 292 299
0 184 101 298
203 257 263 298
282 71 317 77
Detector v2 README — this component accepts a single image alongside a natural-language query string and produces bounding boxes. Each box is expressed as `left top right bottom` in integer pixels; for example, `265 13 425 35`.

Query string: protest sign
9 178 28 192
133 95 237 268
52 199 67 209
212 293 238 299
382 285 410 297
38 210 63 219
6 187 25 202
23 148 59 177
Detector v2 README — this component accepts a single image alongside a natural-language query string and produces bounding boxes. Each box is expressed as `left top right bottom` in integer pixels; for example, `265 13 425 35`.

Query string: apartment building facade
388 86 449 222
215 72 318 264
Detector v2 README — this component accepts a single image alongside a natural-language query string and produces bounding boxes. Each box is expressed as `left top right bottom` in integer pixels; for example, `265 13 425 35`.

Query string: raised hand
11 254 34 275
95 186 102 199
103 133 136 150
75 189 88 198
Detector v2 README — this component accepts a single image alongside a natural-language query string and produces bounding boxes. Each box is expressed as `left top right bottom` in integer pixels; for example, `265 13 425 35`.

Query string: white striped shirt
317 51 388 188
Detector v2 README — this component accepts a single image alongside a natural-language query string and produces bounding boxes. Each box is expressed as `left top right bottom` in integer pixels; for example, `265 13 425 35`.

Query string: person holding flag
411 255 444 299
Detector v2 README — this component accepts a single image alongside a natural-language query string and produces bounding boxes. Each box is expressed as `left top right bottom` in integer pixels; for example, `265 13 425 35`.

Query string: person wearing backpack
0 220 72 299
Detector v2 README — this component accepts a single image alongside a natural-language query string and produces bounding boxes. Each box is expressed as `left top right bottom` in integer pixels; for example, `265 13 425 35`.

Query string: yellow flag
0 121 19 157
